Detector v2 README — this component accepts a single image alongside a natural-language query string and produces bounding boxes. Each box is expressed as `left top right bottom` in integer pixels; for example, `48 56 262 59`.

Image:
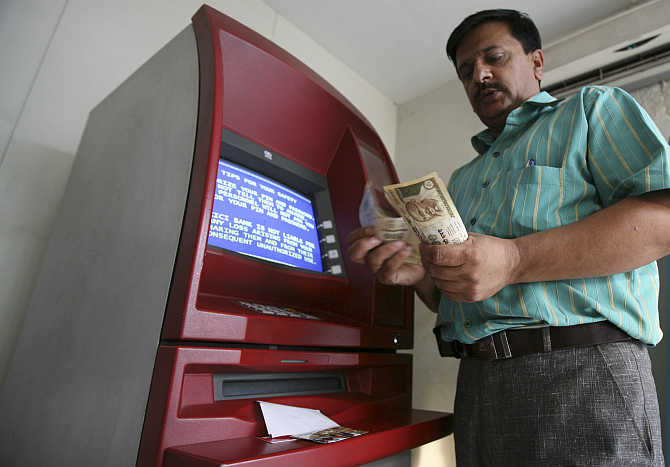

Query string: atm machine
0 5 452 466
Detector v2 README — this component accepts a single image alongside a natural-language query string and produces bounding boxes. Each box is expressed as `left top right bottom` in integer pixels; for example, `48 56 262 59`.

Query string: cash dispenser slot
213 371 346 400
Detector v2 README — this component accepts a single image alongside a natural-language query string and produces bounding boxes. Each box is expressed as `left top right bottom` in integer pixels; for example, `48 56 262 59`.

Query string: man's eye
487 53 504 63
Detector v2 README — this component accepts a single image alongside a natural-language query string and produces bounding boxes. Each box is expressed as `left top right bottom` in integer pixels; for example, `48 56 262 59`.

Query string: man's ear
531 49 545 81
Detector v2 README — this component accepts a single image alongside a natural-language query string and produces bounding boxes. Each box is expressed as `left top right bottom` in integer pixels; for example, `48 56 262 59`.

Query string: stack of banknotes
359 172 468 265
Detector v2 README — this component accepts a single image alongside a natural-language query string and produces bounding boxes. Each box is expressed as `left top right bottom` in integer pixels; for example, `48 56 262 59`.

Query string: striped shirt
437 86 670 345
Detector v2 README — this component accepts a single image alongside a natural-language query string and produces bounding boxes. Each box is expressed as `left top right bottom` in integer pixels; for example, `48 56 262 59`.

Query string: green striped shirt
437 86 670 345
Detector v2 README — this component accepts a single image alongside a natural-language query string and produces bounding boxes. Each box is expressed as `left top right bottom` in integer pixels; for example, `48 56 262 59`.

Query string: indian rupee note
383 172 468 246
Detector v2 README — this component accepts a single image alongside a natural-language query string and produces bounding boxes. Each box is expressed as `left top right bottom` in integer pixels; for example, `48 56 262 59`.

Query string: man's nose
473 62 493 83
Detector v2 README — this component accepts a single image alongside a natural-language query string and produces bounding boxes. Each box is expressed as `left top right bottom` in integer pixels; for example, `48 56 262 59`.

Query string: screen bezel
206 127 345 278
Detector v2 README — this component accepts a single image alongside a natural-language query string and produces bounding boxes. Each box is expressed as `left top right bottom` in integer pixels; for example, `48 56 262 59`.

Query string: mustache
475 82 507 101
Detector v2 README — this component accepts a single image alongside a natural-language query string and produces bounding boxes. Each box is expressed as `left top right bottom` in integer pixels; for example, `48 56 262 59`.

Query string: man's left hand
420 233 520 303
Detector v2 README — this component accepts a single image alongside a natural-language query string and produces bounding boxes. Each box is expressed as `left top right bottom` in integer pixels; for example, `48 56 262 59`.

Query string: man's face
455 21 544 134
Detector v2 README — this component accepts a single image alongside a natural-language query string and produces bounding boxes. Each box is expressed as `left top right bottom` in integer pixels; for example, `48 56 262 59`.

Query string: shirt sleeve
584 86 670 207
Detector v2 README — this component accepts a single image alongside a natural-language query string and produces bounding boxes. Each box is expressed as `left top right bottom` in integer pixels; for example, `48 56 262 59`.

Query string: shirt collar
471 91 562 155
524 91 559 106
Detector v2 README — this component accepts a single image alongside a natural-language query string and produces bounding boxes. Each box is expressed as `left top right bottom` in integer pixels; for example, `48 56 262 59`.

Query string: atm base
163 409 452 467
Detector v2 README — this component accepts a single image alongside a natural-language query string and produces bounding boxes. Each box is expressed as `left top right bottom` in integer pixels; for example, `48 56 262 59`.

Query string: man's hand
347 226 425 286
420 233 520 303
347 226 442 312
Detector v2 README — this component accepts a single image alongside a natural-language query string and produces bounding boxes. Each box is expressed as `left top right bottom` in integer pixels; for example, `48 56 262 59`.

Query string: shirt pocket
496 166 598 237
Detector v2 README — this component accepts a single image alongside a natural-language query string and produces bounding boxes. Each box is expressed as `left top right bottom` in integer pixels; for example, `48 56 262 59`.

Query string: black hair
446 9 542 67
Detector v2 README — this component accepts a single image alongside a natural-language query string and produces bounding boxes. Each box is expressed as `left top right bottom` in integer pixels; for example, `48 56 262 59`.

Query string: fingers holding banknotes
354 172 521 301
349 227 522 303
347 226 426 286
347 226 382 263
420 233 520 302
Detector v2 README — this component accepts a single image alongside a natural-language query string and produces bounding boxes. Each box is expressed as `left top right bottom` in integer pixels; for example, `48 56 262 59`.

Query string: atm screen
207 160 323 272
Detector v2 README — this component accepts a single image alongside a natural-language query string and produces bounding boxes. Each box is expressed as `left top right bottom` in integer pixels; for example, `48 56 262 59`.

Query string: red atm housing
138 6 451 466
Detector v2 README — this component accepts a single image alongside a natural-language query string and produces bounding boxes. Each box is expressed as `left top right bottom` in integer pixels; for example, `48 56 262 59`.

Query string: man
347 9 670 466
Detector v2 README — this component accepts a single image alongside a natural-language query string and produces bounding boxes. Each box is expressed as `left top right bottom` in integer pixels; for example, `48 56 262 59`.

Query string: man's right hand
346 226 426 286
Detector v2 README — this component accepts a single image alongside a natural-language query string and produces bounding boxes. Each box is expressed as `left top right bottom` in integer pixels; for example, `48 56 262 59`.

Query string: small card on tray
293 426 367 444
257 401 367 444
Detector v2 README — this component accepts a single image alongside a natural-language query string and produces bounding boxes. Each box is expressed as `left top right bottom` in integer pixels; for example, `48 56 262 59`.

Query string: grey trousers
454 341 664 466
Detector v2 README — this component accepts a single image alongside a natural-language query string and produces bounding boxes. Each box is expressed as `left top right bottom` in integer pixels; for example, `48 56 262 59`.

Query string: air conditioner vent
544 41 670 98
615 34 661 53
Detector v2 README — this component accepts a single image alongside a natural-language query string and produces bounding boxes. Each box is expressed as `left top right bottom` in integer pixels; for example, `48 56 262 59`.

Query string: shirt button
464 320 472 328
482 180 489 188
470 217 477 226
492 151 500 158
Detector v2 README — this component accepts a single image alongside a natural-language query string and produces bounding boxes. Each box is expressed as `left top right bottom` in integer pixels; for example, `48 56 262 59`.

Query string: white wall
0 0 397 384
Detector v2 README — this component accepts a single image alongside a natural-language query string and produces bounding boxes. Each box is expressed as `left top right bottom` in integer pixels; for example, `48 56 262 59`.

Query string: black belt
433 321 632 360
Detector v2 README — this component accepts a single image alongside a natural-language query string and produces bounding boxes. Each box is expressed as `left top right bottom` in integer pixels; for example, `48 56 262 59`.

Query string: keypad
237 301 320 320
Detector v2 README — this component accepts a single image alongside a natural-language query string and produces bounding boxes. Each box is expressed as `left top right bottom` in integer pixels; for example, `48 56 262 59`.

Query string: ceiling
262 0 652 104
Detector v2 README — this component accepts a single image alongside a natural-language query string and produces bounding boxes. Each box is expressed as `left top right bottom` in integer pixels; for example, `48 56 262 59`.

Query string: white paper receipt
258 401 340 438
